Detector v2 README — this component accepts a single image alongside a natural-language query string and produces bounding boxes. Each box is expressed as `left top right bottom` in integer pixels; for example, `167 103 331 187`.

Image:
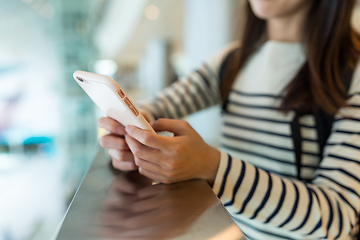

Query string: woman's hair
220 0 360 115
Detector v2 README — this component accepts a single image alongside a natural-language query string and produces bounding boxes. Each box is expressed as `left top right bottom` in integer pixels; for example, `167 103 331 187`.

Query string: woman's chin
249 3 280 20
251 9 275 20
248 0 312 20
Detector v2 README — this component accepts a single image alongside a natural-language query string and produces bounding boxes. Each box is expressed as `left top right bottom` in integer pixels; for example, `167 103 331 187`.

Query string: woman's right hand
98 117 138 171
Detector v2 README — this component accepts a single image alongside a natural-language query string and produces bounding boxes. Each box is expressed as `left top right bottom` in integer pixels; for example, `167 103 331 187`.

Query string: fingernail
125 125 130 132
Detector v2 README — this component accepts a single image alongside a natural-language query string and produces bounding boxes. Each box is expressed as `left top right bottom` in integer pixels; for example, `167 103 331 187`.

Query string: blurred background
0 0 359 239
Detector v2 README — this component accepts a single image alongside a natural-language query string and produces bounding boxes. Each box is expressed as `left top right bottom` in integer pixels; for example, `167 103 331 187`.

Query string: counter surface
56 148 243 240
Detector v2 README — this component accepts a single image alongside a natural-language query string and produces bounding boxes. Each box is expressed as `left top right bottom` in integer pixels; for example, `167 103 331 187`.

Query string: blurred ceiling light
21 0 33 3
39 3 55 19
94 60 118 76
145 5 160 20
28 0 43 9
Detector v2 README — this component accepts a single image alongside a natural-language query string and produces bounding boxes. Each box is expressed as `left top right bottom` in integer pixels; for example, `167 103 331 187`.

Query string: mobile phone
73 70 155 133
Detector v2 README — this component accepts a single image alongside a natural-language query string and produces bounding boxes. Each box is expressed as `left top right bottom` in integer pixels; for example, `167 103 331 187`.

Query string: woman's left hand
124 118 220 185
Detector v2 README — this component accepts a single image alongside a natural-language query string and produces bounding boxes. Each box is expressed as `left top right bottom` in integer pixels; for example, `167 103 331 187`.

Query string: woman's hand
98 117 138 171
98 113 152 172
124 119 221 185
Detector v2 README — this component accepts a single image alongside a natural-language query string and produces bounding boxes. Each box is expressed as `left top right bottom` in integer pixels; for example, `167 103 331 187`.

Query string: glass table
56 148 244 240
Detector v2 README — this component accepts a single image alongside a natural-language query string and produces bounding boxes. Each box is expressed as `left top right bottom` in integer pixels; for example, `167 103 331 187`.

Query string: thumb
151 119 191 136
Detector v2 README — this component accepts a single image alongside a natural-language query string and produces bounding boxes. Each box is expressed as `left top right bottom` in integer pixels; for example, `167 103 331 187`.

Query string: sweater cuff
212 151 230 195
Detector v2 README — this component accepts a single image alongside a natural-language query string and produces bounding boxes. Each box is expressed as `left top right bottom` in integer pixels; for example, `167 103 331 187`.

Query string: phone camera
77 77 84 82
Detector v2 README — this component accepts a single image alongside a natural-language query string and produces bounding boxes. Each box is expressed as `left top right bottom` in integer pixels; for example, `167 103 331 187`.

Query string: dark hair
220 1 360 115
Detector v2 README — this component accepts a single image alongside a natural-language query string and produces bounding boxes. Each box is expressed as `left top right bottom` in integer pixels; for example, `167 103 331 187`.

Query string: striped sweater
139 41 360 240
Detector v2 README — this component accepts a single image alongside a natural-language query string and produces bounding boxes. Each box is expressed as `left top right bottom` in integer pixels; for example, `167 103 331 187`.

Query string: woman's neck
266 4 311 42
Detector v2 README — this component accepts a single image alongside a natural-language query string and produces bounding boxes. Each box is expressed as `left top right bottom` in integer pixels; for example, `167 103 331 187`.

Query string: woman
99 0 360 239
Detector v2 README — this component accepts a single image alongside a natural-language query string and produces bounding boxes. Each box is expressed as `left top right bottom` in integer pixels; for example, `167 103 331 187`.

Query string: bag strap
291 68 354 181
220 47 239 113
290 112 303 179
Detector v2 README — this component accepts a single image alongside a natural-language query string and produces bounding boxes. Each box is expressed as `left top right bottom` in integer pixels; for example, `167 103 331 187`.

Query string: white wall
139 38 169 96
183 0 238 146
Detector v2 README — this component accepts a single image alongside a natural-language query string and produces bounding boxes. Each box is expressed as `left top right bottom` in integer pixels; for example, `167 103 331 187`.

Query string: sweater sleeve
138 42 239 120
212 64 360 239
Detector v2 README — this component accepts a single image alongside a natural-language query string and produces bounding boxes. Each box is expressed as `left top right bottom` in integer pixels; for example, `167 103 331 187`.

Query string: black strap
316 68 353 160
220 47 239 113
290 112 302 180
291 68 354 181
314 109 334 160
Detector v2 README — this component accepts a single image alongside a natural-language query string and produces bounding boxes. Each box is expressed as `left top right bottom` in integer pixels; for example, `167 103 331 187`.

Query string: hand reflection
95 172 214 240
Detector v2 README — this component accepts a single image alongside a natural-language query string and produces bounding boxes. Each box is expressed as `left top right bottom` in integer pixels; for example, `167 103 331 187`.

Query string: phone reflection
94 171 215 240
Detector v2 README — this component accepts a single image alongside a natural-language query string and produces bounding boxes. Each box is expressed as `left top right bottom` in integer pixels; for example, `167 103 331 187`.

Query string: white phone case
73 70 155 133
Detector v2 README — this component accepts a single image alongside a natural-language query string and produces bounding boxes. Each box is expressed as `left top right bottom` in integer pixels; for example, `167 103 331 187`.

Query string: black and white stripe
140 42 360 239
